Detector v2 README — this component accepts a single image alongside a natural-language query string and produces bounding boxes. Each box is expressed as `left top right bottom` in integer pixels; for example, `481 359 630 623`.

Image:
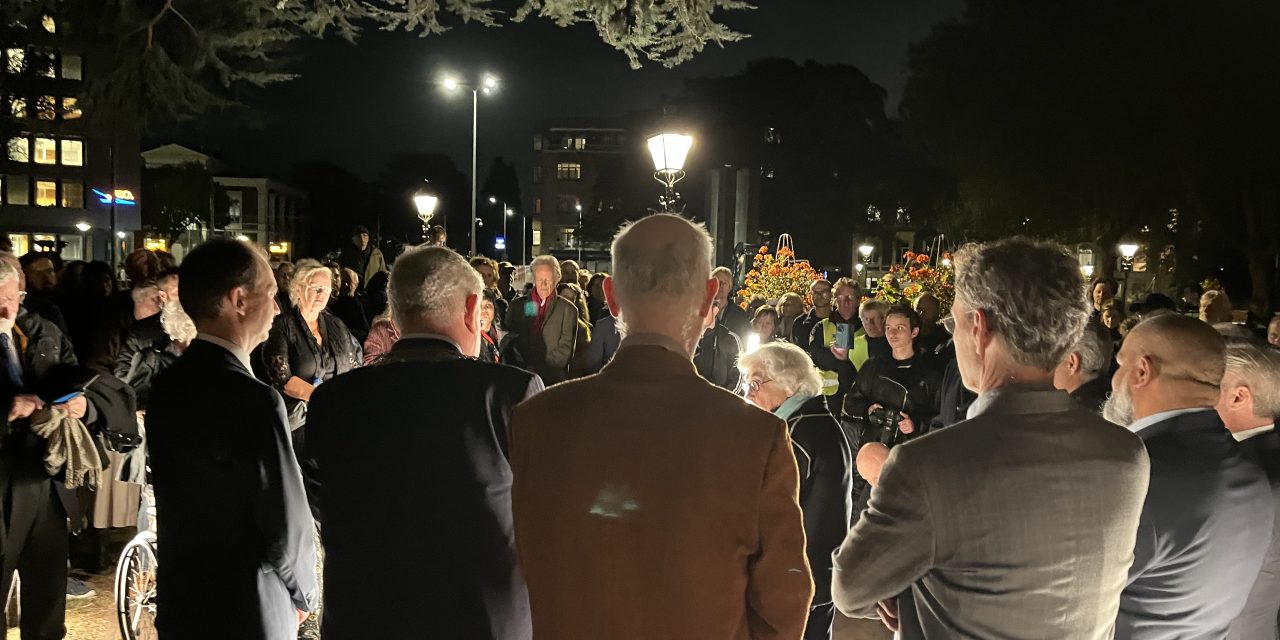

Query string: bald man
1104 314 1273 639
510 215 812 640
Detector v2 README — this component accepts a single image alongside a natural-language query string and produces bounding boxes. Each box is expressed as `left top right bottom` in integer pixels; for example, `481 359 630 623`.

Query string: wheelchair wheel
115 530 158 640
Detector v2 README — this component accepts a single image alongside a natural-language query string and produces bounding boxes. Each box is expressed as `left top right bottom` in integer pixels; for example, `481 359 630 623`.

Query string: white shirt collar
1127 407 1213 434
1233 424 1276 442
195 332 253 372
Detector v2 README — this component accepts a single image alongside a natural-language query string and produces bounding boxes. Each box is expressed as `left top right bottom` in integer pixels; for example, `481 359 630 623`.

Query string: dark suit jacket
147 339 318 640
1230 426 1280 640
306 336 542 640
505 294 578 385
833 385 1150 639
1118 409 1273 639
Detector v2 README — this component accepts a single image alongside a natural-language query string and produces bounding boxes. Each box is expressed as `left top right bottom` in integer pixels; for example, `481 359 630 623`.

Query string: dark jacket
585 315 621 374
504 293 579 386
693 324 742 391
841 351 942 449
146 339 318 640
337 243 387 293
1069 374 1112 414
719 303 752 342
259 308 361 426
22 291 68 334
112 314 167 380
931 355 976 430
786 395 853 609
1230 427 1280 640
330 296 369 343
1118 409 1273 639
85 291 136 374
123 340 181 409
806 310 862 404
791 308 827 347
307 336 541 639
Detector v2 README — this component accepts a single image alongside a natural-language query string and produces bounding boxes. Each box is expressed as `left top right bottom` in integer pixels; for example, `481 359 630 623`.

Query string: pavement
6 570 117 640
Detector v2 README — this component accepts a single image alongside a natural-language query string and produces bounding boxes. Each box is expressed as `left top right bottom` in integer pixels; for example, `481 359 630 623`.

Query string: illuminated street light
647 132 693 212
413 182 439 243
1118 242 1140 304
443 72 499 256
75 221 91 232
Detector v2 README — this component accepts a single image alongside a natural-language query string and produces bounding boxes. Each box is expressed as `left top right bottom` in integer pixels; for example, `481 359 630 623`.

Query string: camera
867 406 903 446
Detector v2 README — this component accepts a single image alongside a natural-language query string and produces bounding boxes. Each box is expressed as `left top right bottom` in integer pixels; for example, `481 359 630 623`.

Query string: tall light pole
488 196 515 260
444 73 499 256
858 243 875 290
1118 242 1139 305
647 132 693 212
575 202 584 263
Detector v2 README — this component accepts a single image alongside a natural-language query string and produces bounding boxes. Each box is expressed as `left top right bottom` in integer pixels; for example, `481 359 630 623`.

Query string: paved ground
6 570 118 640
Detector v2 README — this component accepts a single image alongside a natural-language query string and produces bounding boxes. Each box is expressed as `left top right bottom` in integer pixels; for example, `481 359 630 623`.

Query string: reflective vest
817 319 869 396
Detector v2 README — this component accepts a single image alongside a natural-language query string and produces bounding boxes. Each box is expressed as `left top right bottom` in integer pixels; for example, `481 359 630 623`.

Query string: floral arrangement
873 251 956 311
737 245 822 308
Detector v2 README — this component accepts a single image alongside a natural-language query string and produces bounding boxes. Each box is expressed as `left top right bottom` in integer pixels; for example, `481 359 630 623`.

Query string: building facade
1 13 140 263
532 125 626 258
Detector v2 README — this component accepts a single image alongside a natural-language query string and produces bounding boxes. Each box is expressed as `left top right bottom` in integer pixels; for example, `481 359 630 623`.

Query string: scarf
773 392 815 421
531 288 552 338
30 405 103 490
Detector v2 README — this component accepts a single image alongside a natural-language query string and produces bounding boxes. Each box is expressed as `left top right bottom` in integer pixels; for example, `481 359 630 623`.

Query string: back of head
1223 338 1280 420
610 214 713 338
179 239 264 322
0 252 20 287
1200 289 1234 324
953 237 1090 371
1128 313 1226 391
388 245 482 331
1074 320 1114 379
125 248 160 284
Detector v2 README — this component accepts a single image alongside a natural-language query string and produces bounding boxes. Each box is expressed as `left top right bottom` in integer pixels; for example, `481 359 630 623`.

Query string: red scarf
531 288 552 337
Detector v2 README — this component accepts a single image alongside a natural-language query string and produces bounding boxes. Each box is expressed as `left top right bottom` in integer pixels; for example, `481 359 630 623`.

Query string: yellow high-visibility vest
816 319 868 396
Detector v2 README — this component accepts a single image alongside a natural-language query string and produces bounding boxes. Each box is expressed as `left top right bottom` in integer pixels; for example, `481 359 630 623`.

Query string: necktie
0 332 24 389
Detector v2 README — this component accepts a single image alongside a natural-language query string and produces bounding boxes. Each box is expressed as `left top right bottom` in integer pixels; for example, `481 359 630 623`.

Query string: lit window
7 234 29 257
31 51 54 77
227 191 244 222
41 15 55 33
33 137 56 164
35 180 56 206
61 181 83 208
4 48 23 73
567 137 587 151
61 54 81 80
8 97 25 118
35 95 55 120
7 137 29 162
6 176 28 205
60 139 83 166
555 162 582 181
62 97 81 120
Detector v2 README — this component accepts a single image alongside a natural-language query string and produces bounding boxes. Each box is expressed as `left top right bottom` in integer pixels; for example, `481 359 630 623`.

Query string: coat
306 336 542 639
785 395 853 609
510 335 813 640
833 384 1151 639
113 314 167 380
147 339 318 640
693 323 742 391
504 293 578 385
1229 426 1280 640
337 243 387 292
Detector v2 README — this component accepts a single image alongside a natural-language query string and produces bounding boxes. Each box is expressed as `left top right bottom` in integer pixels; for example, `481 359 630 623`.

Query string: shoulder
18 311 64 340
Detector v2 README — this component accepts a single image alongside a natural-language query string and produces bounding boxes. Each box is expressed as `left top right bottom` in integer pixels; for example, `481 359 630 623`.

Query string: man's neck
1226 416 1275 434
891 345 915 361
195 324 251 354
974 361 1055 395
814 305 831 318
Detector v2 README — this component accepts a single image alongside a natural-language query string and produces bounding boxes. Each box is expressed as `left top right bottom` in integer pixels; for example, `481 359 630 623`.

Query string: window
555 162 582 181
33 137 56 164
5 49 23 73
34 180 56 206
30 50 54 77
8 96 25 118
567 136 587 151
557 195 579 214
41 15 55 33
61 97 81 120
7 137 29 162
227 191 244 223
61 54 81 80
60 139 82 166
35 95 56 120
6 176 28 205
7 234 29 257
61 181 83 208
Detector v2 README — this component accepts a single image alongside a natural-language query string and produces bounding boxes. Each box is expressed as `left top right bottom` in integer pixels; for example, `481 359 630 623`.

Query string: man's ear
603 277 619 317
1131 355 1156 390
970 308 994 358
462 293 480 333
698 278 718 320
1067 352 1082 375
227 286 248 317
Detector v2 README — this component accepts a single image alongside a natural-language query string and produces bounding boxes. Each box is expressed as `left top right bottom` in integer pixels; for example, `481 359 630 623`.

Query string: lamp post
413 183 440 243
1118 242 1139 304
443 73 498 256
858 243 875 290
647 132 693 212
575 203 584 263
75 221 91 260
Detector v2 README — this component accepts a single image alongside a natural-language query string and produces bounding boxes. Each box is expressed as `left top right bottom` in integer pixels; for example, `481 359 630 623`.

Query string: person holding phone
807 277 866 406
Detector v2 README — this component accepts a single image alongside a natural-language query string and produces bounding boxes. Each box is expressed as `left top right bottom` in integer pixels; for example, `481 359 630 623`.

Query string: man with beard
1104 314 1271 638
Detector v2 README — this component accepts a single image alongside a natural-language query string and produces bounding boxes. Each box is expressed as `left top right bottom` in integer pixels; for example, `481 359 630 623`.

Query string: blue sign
494 236 506 250
92 188 136 206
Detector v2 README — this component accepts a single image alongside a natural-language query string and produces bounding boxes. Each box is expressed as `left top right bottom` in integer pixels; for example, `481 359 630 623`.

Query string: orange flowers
875 251 956 311
737 246 822 309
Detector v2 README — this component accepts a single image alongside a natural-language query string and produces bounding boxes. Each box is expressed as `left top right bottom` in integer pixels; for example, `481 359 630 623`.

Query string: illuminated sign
92 188 137 206
143 238 167 251
494 236 506 251
268 242 290 255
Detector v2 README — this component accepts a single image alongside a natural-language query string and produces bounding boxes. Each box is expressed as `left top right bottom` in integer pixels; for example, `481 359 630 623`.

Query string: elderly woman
739 342 852 640
261 259 362 513
505 255 579 384
124 299 197 409
1200 289 1234 325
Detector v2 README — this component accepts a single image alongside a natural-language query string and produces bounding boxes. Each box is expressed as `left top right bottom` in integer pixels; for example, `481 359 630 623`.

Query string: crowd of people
0 216 1279 639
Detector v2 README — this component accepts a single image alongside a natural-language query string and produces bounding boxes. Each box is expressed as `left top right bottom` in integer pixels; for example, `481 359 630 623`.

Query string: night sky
159 0 964 212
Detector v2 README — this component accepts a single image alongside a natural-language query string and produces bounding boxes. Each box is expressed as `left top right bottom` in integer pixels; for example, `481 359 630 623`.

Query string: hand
830 345 849 361
57 395 88 420
867 403 882 417
8 394 43 421
296 609 309 628
877 598 900 632
898 411 915 435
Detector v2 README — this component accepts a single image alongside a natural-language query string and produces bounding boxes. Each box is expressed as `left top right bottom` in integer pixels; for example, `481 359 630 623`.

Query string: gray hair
610 214 713 337
159 299 198 344
389 245 483 329
288 259 333 307
953 237 1090 371
1224 338 1280 419
859 298 889 317
0 253 20 286
1072 321 1114 378
738 341 824 398
530 255 562 284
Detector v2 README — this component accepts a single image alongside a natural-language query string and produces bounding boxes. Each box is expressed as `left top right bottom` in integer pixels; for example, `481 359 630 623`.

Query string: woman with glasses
738 342 852 640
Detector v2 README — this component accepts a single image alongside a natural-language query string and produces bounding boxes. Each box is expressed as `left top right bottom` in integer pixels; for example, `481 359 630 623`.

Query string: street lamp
443 72 499 256
1118 242 1140 304
647 132 693 212
575 202 584 262
413 183 440 243
858 243 875 290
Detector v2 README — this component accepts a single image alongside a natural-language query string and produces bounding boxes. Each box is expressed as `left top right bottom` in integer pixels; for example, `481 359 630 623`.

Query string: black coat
1069 374 1112 415
841 351 943 448
694 324 742 391
932 355 976 430
112 314 167 380
306 336 542 639
147 340 318 640
258 308 361 426
786 395 853 608
123 340 180 409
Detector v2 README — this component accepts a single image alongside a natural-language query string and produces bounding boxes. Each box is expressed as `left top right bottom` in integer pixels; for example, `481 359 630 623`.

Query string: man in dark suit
1216 337 1280 640
147 239 317 640
833 238 1151 639
307 245 540 639
1104 314 1272 639
1053 320 1113 413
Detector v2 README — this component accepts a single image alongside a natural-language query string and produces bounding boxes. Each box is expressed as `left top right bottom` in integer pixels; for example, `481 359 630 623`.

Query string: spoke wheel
115 532 158 640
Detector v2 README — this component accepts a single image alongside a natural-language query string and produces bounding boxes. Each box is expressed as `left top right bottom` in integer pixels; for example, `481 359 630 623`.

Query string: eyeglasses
307 285 332 296
0 291 27 305
943 309 980 334
745 377 773 395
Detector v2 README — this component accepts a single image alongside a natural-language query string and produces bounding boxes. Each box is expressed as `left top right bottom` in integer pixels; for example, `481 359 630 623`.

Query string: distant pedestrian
337 225 386 293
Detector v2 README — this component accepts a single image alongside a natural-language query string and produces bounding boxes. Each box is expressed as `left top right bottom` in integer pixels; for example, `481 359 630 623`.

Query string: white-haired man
511 214 812 639
307 246 542 638
833 237 1151 638
1053 320 1114 413
505 255 579 384
1217 338 1280 640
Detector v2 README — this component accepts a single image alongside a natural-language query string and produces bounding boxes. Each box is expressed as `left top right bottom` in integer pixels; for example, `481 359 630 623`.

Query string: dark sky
163 0 963 206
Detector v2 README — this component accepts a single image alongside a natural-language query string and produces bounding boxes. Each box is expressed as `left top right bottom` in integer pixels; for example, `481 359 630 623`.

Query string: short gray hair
530 255 561 283
953 237 1090 371
389 245 482 329
159 299 198 344
0 253 20 286
738 341 824 398
1072 321 1113 378
288 259 332 306
1224 338 1280 419
610 214 713 310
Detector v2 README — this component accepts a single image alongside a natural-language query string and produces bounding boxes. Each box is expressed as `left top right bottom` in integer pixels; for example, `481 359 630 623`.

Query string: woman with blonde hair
1200 289 1233 325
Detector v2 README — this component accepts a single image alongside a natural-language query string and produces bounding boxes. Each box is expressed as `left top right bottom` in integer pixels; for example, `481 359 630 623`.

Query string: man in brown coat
510 214 813 639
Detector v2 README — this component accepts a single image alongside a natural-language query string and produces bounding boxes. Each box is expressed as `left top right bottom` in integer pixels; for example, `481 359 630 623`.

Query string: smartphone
52 390 83 404
834 323 851 349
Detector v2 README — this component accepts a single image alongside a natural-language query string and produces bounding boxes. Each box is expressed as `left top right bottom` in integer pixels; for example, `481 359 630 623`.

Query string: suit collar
1234 423 1277 442
187 338 253 376
603 341 699 380
1128 407 1214 435
967 383 1075 419
380 335 468 365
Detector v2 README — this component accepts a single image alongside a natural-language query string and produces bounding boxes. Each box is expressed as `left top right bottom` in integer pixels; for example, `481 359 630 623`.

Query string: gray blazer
1229 427 1280 640
832 384 1150 639
1119 409 1273 639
